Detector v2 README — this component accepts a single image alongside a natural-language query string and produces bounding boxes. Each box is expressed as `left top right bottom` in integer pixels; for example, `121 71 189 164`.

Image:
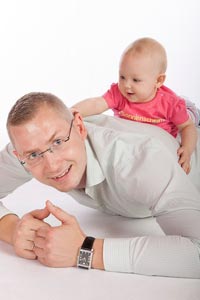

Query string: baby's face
118 52 160 103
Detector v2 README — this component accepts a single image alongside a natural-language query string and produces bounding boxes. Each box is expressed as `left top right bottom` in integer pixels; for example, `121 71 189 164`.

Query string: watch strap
81 236 95 250
77 236 95 269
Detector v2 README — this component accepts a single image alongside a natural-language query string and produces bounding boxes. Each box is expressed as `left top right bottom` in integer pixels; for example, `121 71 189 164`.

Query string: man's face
9 107 87 192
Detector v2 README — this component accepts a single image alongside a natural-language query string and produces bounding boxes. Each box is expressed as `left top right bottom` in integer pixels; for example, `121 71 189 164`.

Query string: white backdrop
0 2 200 297
0 0 200 147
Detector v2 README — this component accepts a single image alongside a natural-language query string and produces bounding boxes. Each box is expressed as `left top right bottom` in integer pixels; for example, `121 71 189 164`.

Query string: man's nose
42 150 60 170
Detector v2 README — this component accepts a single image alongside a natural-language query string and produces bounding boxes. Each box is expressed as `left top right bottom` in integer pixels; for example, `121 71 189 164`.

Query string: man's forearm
101 209 200 278
0 214 19 244
103 235 200 278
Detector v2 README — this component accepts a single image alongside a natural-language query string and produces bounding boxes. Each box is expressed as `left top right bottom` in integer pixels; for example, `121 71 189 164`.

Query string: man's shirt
0 115 200 278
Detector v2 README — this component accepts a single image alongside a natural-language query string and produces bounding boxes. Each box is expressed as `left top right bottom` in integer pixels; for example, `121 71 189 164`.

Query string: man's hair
123 37 167 73
7 92 72 131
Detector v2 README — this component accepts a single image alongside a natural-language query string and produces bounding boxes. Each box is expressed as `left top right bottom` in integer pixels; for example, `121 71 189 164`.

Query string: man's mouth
51 165 72 180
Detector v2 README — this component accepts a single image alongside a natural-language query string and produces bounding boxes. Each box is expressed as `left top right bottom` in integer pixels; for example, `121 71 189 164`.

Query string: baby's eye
28 152 39 160
53 138 63 146
120 75 125 80
133 78 140 83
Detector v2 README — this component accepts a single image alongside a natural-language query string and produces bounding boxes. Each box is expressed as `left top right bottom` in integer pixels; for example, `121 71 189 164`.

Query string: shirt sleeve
170 97 189 125
103 83 125 111
0 202 14 218
103 233 200 278
104 205 200 278
0 143 32 218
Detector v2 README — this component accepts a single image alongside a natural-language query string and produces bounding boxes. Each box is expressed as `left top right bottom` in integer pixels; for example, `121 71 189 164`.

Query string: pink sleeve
170 98 189 125
103 83 124 110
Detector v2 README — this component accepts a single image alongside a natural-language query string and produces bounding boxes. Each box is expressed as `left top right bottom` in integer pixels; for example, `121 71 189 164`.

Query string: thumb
46 200 74 225
29 205 50 220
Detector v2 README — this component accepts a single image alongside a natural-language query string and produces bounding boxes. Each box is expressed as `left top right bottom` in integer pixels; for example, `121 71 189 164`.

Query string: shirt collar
85 138 105 189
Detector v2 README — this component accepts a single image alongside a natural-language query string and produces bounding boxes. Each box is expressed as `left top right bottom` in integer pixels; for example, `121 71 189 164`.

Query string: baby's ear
156 73 166 88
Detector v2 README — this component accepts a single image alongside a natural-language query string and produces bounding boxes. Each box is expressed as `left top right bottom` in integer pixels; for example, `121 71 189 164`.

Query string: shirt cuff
103 238 132 273
0 201 14 219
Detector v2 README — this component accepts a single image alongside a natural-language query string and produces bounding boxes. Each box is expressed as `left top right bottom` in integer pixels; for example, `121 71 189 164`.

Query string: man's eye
53 139 63 146
28 152 39 160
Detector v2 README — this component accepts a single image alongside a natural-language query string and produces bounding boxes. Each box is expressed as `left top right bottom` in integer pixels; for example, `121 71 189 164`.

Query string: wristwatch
77 236 95 269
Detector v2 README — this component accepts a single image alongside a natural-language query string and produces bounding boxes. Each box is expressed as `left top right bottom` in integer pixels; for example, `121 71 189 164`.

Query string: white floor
0 179 200 300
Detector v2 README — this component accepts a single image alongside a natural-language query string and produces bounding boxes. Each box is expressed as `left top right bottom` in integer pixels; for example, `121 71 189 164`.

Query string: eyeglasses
19 119 74 168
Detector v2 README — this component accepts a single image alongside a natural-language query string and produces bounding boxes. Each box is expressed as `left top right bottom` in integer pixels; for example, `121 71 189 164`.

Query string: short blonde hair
123 37 167 73
7 92 73 132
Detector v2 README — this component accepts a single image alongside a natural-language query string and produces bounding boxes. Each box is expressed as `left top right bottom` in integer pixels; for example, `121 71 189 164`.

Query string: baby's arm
177 119 198 174
72 97 109 117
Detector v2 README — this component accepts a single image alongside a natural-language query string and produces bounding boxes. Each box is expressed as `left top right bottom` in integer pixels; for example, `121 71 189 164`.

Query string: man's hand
177 146 191 174
34 200 85 267
13 206 50 259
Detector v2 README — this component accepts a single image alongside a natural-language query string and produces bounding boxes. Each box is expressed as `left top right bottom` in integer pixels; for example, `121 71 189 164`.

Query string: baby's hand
177 146 191 174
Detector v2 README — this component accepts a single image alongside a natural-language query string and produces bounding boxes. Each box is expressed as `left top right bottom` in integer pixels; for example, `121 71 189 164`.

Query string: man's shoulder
0 143 32 199
84 115 179 155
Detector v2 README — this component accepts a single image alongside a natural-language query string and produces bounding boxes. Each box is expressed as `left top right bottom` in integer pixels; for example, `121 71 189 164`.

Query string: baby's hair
123 37 167 73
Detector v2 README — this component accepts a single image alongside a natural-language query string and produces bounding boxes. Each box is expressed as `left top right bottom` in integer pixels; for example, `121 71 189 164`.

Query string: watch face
78 249 93 268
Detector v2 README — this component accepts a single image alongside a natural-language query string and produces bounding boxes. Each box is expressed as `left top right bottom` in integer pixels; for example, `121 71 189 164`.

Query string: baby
72 37 199 174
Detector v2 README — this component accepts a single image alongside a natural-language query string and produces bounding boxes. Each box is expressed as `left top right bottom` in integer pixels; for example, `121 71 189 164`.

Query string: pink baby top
103 83 189 137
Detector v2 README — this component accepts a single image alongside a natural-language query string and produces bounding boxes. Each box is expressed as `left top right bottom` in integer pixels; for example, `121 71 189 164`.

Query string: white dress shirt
0 115 200 278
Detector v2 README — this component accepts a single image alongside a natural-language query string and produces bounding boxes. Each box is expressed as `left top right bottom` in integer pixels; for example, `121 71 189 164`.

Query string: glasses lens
22 119 73 168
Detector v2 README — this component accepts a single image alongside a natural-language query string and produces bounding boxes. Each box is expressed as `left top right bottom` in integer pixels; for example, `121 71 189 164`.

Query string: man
0 92 200 278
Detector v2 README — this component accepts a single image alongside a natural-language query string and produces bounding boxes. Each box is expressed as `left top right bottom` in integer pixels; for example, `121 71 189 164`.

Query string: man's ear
156 73 166 88
13 150 18 158
72 112 87 139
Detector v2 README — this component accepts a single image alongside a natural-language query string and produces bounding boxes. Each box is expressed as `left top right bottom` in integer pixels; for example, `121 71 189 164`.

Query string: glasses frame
19 119 74 167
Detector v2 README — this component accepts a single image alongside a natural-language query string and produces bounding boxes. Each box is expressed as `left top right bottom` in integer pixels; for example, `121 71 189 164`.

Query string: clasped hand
13 200 85 267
